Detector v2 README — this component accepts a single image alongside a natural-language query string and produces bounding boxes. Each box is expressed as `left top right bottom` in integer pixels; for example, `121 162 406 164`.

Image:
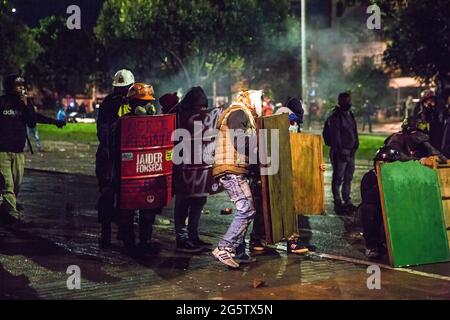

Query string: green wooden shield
377 161 450 267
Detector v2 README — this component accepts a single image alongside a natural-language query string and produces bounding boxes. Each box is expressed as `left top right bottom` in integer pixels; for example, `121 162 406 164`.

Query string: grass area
37 123 387 160
38 123 97 144
324 134 387 162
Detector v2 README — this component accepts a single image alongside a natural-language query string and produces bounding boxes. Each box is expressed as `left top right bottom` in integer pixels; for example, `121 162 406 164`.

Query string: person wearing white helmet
95 69 135 248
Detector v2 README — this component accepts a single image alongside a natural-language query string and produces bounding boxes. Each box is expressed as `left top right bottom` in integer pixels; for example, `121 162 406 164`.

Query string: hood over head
236 90 263 117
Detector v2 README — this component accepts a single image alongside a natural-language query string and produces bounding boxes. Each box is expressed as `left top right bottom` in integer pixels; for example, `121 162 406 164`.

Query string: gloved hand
438 154 448 164
56 120 66 128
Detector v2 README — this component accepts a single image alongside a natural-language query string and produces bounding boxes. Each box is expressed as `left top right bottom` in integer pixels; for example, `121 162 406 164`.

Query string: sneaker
343 201 357 213
212 247 240 268
334 202 347 215
234 253 256 264
191 238 212 248
365 248 381 259
287 241 309 255
176 240 203 253
250 241 266 252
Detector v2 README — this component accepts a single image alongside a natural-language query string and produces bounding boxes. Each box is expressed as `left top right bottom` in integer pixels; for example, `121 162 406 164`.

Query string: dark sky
11 0 104 29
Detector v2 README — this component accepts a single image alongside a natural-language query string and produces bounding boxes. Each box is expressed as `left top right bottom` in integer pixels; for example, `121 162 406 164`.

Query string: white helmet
112 69 135 87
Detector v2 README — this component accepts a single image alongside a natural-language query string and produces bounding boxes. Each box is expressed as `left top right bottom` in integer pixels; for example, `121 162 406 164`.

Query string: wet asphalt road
0 143 449 299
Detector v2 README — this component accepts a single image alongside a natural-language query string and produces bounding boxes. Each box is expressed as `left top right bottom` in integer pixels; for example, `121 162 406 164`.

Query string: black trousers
359 203 385 249
119 209 160 244
249 178 265 243
97 189 116 224
174 195 207 242
330 149 355 204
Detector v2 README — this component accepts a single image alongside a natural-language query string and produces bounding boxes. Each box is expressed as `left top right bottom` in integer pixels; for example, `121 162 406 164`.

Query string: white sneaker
212 247 240 268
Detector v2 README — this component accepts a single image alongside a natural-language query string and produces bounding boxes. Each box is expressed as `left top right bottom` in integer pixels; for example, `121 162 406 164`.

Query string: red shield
119 114 176 209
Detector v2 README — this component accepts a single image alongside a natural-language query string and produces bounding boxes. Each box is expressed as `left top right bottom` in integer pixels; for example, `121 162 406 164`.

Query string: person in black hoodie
359 146 401 259
324 92 359 215
0 74 64 225
385 116 447 163
172 87 210 253
413 90 447 152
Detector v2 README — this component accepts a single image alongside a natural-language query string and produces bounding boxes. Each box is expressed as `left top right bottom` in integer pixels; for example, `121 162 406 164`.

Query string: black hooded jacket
413 102 447 151
326 106 359 153
0 93 36 153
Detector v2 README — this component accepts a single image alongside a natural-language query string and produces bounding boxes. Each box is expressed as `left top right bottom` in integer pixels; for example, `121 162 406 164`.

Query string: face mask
340 103 352 111
248 90 263 117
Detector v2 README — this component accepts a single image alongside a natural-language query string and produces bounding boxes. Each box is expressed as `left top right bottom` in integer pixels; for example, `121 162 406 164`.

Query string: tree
0 2 41 76
26 16 104 99
350 0 450 93
345 58 393 114
95 0 291 93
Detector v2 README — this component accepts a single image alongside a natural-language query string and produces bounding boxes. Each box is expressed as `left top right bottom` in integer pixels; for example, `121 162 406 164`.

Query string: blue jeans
27 127 42 150
218 174 256 253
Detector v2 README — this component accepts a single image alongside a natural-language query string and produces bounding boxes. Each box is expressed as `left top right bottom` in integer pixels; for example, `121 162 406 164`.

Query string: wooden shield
377 161 450 267
259 113 297 244
290 133 325 215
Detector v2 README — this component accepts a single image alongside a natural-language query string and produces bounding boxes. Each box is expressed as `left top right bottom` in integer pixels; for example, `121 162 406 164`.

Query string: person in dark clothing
113 82 161 252
286 97 304 132
359 146 401 259
361 99 374 133
385 116 447 163
159 92 179 115
324 92 359 215
413 90 447 152
0 74 63 225
95 69 135 248
172 87 210 253
439 94 450 158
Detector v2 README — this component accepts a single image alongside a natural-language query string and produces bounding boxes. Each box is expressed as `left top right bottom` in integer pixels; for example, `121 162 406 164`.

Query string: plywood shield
119 114 176 210
260 113 297 244
434 165 450 248
290 133 325 215
377 161 450 267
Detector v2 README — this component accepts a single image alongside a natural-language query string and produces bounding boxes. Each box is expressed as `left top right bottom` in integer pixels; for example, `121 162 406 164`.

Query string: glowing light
12 8 17 13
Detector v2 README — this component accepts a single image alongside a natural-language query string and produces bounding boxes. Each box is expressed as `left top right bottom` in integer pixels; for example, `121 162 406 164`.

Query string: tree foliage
350 0 450 85
26 16 104 97
95 0 291 93
346 57 393 112
0 2 41 75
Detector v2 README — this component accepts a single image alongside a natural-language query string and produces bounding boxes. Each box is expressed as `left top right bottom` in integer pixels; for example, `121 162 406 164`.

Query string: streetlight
301 0 308 128
11 8 17 13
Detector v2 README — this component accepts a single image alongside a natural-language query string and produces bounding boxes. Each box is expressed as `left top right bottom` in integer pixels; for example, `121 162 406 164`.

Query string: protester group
1 69 448 268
